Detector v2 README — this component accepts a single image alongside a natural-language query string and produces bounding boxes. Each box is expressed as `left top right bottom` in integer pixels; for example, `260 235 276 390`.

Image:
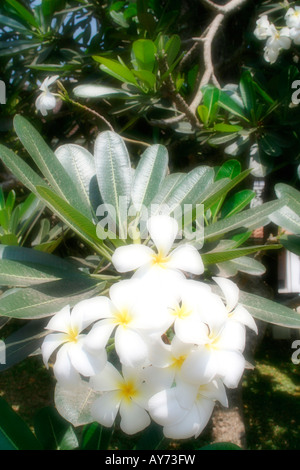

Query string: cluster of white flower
254 7 300 64
41 215 257 439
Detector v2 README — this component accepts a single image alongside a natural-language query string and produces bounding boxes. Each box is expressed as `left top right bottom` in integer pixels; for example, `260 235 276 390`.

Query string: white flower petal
45 305 71 333
41 332 67 366
214 349 245 388
119 400 150 435
175 315 208 345
111 244 153 273
181 348 217 385
53 344 80 386
68 340 107 377
212 276 239 312
217 320 246 352
115 327 148 367
163 404 202 439
90 361 123 392
231 304 258 333
91 391 121 427
147 215 178 256
71 296 114 332
148 388 188 427
84 319 115 353
167 244 204 275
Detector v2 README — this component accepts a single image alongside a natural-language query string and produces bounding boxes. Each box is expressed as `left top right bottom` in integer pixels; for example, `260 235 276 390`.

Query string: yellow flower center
66 327 79 343
172 303 192 319
205 333 220 351
118 380 138 402
113 309 132 328
151 251 170 268
170 354 187 370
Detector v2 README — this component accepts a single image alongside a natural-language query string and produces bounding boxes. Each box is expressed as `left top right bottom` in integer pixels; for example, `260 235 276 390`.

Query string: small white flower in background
35 75 59 116
263 44 281 64
111 215 204 286
285 7 300 29
254 15 273 40
41 303 107 386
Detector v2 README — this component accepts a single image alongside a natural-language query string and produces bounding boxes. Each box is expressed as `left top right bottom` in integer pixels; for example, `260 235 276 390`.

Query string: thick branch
200 0 248 13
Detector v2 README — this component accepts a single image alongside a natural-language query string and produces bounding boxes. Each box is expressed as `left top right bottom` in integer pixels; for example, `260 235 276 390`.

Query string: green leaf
55 381 101 427
132 69 156 90
134 423 164 450
204 169 252 211
0 319 47 372
202 244 281 266
280 234 300 255
148 173 185 217
55 143 102 216
36 186 109 257
5 0 39 28
132 39 157 72
0 279 106 319
13 116 90 218
131 144 168 212
0 14 29 32
205 199 285 240
34 407 78 450
163 166 215 215
259 134 282 157
165 35 181 66
203 86 220 125
218 90 249 122
214 256 266 277
0 144 49 197
270 183 300 234
197 105 209 126
221 190 255 218
0 244 76 271
93 56 139 87
73 84 132 99
238 289 300 328
81 423 113 450
213 123 243 133
42 0 66 17
0 259 90 287
0 397 42 450
94 131 132 238
216 159 241 180
239 70 257 121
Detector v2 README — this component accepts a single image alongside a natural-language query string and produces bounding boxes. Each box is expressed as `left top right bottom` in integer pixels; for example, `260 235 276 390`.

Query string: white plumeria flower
147 335 198 388
180 304 246 388
111 215 204 286
254 15 273 40
35 75 59 116
83 279 167 368
213 276 258 333
148 378 227 439
290 27 300 45
266 24 291 52
90 362 155 435
285 7 300 29
158 279 226 345
263 44 280 64
41 303 107 386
